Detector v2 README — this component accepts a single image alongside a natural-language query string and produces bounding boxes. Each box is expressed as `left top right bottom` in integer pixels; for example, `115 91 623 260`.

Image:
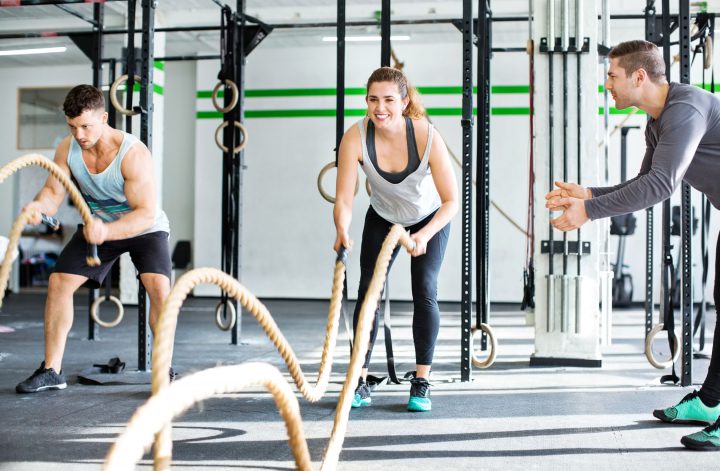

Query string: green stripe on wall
154 61 164 71
197 106 644 119
200 84 719 99
199 84 531 99
127 83 164 96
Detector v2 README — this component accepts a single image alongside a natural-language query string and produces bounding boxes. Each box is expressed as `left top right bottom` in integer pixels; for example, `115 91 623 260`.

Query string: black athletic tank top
366 116 421 184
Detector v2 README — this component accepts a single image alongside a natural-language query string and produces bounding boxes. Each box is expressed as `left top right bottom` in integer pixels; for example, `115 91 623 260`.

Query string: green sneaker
407 377 431 412
681 419 720 451
653 391 720 425
351 378 371 408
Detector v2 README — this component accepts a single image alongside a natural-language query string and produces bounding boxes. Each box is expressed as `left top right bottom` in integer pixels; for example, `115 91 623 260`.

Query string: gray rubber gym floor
0 292 718 470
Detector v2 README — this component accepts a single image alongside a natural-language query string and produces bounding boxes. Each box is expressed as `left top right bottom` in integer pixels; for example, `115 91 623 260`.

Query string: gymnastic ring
214 121 247 154
211 79 239 113
645 323 681 369
317 161 358 204
470 323 497 369
215 299 236 331
365 179 372 197
91 295 124 328
705 36 713 70
110 74 142 116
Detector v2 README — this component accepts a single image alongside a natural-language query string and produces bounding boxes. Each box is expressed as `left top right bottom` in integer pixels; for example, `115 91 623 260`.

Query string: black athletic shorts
52 225 171 288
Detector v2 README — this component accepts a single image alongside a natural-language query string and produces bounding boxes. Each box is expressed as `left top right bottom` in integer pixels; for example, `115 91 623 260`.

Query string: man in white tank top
15 85 174 394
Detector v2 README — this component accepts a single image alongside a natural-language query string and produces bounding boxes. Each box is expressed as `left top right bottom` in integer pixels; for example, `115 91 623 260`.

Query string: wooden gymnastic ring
215 120 247 154
91 295 124 328
705 36 713 70
317 161 358 204
211 79 239 113
470 323 497 369
110 74 142 116
645 323 681 369
215 299 236 331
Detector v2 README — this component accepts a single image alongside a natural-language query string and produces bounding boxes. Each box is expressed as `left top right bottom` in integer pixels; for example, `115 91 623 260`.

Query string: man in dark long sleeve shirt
546 40 720 451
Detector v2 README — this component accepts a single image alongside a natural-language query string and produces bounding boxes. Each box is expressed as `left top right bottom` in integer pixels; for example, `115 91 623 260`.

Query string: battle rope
0 209 34 309
0 155 101 308
107 224 414 470
148 239 353 468
103 363 311 471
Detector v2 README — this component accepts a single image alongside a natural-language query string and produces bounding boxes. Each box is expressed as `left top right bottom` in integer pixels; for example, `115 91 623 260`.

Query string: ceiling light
0 46 67 57
322 35 410 42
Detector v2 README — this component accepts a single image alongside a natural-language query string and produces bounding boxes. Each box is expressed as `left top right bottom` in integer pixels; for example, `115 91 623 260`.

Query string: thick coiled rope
0 154 101 307
103 363 311 471
0 209 34 309
106 224 413 470
320 224 413 470
0 154 94 226
148 248 348 467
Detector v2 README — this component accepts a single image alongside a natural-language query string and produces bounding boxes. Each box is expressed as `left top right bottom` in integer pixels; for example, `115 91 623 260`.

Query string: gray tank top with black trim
357 118 441 226
67 130 170 235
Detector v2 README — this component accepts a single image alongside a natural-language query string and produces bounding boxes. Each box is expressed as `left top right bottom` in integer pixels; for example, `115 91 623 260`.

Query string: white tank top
67 130 169 234
357 119 441 226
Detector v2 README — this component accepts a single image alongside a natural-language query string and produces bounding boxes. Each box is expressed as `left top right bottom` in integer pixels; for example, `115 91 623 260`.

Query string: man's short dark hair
608 40 667 84
63 84 105 118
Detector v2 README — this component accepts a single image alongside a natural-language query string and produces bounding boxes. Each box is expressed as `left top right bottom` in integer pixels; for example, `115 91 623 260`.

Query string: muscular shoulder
54 136 73 162
120 140 153 179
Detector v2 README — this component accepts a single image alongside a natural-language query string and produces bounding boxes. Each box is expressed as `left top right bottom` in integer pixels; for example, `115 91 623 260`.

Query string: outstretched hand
545 181 591 210
549 197 589 232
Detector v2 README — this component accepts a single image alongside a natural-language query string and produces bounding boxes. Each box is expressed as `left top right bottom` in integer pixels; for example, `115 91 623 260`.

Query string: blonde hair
366 66 425 119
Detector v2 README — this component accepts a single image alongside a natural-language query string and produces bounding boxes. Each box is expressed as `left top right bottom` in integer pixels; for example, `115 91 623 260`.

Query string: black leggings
352 206 450 369
699 231 720 402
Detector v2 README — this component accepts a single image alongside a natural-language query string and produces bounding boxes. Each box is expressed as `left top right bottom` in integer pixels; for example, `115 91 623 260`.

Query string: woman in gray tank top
333 67 459 412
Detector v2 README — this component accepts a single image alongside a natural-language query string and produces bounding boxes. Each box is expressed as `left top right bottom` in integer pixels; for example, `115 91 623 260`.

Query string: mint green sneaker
653 391 720 425
407 377 431 412
681 419 720 451
351 378 371 408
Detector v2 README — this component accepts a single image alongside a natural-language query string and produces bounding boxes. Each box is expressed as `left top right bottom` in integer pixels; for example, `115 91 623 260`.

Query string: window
17 87 73 150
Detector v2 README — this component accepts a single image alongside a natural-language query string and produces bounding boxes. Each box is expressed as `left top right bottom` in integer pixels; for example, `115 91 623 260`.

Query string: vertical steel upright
232 0 246 345
658 0 675 382
87 2 103 343
335 0 345 164
678 0 693 386
460 0 474 382
644 0 656 339
91 3 103 89
137 0 156 372
381 0 391 67
477 1 492 351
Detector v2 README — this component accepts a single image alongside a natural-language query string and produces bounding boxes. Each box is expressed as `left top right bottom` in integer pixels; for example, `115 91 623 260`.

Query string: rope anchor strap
110 74 142 116
91 295 125 328
214 120 248 154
